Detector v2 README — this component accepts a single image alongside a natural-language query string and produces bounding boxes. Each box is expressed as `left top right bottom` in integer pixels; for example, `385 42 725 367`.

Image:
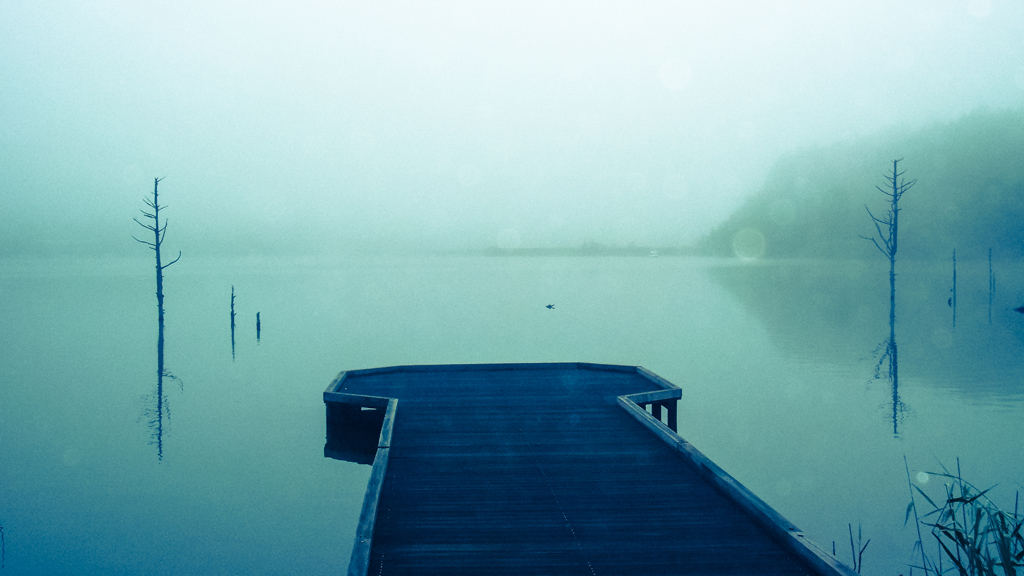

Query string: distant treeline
484 242 700 257
700 107 1024 260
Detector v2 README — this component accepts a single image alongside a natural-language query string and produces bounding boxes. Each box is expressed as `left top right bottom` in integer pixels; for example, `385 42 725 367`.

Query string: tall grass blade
915 484 940 509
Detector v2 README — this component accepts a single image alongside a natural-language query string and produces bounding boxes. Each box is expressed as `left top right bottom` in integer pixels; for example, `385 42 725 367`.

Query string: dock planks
325 363 854 576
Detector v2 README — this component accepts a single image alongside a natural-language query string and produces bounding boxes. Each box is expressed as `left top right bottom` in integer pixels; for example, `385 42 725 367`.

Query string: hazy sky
2 0 1023 255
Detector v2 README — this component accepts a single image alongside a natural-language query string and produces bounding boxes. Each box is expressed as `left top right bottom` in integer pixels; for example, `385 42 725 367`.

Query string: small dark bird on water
546 304 554 309
1014 306 1024 314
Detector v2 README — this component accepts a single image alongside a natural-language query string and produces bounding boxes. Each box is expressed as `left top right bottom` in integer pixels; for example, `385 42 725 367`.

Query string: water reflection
143 317 176 460
707 259 1024 426
870 335 905 437
874 250 905 437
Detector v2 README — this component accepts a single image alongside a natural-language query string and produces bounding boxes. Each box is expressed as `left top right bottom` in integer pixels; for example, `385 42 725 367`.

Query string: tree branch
132 235 157 248
872 219 889 246
860 234 890 257
134 217 158 232
161 251 182 269
865 206 892 227
862 206 895 256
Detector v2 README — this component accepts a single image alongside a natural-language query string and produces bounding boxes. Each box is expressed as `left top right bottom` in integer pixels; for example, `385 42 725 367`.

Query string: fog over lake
2 2 1024 576
2 1 1023 255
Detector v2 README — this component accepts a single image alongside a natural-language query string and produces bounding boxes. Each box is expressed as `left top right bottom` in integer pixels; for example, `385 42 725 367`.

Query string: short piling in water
230 286 237 359
951 249 957 328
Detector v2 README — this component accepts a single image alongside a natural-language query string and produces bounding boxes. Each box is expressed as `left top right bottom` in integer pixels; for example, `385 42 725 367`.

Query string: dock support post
650 403 662 422
642 401 678 431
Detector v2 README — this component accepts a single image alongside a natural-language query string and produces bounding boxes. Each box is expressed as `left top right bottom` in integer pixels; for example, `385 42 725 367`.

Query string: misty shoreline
481 243 701 257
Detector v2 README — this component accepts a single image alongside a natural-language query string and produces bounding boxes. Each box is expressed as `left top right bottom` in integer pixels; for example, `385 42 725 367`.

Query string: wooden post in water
230 286 237 360
952 249 957 328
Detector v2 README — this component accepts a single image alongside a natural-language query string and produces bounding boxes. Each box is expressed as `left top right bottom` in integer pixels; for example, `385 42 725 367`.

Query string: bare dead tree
133 177 181 335
862 158 916 338
133 177 181 460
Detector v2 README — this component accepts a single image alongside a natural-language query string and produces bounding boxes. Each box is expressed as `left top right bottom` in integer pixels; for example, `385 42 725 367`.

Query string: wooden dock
324 363 855 576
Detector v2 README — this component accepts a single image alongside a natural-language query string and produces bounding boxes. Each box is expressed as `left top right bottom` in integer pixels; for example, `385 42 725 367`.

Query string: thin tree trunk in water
887 158 900 343
889 259 896 341
889 217 897 338
135 177 181 365
152 179 167 340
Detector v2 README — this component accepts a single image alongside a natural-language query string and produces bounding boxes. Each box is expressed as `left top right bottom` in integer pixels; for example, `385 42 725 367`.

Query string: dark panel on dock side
325 402 386 465
336 366 819 576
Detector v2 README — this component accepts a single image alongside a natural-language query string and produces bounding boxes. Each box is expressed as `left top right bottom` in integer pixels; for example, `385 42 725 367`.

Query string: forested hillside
701 108 1024 260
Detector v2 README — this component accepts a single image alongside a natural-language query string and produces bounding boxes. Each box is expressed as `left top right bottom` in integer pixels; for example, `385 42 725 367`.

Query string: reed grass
905 457 1024 576
849 522 871 573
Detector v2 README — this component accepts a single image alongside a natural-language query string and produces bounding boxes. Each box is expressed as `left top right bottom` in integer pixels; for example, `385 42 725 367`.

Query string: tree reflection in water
871 334 905 437
142 329 178 461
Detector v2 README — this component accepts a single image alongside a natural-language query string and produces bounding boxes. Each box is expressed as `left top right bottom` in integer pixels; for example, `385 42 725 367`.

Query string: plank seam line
518 426 597 576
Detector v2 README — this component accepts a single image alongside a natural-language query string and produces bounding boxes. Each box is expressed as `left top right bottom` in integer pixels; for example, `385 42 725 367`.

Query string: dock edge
620 368 859 576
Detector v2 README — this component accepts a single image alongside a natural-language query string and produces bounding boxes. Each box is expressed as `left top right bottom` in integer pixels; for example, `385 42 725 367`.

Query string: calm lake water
1 254 1022 575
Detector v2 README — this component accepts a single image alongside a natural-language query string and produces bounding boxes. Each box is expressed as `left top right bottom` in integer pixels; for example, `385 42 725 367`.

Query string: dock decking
324 363 854 576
